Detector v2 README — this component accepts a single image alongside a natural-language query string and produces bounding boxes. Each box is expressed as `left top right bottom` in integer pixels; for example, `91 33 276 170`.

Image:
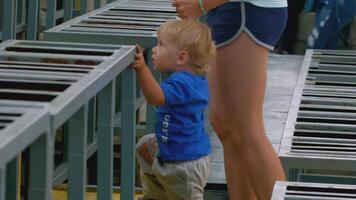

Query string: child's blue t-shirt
156 71 211 161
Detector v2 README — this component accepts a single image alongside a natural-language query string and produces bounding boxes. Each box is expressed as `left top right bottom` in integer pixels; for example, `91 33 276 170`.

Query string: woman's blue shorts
207 1 288 50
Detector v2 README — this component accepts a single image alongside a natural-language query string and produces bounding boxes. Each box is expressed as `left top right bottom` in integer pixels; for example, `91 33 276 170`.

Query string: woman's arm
132 45 165 106
173 0 228 18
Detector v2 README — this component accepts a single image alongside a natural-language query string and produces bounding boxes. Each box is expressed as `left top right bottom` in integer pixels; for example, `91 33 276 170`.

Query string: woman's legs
208 32 285 200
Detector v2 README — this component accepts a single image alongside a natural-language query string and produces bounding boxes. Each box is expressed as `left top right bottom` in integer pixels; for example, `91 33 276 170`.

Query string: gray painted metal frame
272 181 356 200
0 40 136 199
43 0 178 48
279 49 356 181
1 0 115 41
0 101 51 200
0 40 135 129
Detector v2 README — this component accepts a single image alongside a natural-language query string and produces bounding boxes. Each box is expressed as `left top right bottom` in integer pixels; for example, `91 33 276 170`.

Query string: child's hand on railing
132 44 148 71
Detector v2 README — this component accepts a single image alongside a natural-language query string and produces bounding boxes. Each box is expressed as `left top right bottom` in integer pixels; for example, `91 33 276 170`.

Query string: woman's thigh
209 32 269 130
208 3 287 130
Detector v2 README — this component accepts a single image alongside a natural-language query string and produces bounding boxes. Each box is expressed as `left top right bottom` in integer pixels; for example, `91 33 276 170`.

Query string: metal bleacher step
279 49 356 182
272 181 356 200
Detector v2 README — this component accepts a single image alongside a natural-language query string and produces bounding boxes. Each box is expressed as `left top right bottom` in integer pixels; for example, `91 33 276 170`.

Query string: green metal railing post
3 0 16 40
64 0 74 21
46 0 57 29
80 0 88 15
0 168 5 200
94 0 101 9
17 0 26 26
120 68 136 200
68 106 88 200
97 81 115 200
28 132 54 200
87 97 96 145
27 0 39 40
5 157 18 200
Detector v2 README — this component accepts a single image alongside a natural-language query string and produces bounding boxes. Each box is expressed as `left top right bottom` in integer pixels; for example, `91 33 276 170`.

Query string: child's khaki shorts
136 134 210 200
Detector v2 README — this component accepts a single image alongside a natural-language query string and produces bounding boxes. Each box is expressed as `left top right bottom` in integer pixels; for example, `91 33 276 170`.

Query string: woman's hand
173 0 228 19
173 0 203 19
132 44 148 71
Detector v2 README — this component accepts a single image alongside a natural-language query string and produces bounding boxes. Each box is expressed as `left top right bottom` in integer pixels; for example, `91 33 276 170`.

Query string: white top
230 0 288 8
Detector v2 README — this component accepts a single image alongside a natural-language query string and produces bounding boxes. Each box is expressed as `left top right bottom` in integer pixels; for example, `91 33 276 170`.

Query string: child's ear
176 50 190 66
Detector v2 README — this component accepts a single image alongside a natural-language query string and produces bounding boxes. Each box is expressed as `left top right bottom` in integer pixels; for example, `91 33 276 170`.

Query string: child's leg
136 134 158 174
139 171 168 200
136 134 168 199
154 156 210 200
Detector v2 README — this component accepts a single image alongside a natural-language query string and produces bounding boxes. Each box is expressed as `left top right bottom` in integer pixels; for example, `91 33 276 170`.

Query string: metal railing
1 0 118 41
0 1 224 199
43 2 178 198
0 101 50 200
279 49 356 183
0 40 136 200
0 0 26 40
272 181 356 199
44 0 178 133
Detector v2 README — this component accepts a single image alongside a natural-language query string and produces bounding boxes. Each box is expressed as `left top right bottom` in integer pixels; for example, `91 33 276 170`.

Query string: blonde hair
158 19 216 75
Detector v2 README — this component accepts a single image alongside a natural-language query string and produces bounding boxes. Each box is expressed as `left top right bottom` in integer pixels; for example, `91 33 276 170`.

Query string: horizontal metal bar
110 6 175 12
304 85 356 93
299 104 356 112
91 15 169 22
295 122 356 132
302 92 356 99
289 149 356 157
292 135 356 143
0 88 61 96
0 64 92 73
62 26 155 35
0 72 80 82
101 11 177 19
294 129 356 139
0 51 106 62
12 40 128 50
310 63 356 72
0 60 95 69
0 77 74 85
6 45 115 56
297 116 356 125
309 69 356 76
0 115 18 121
0 68 86 78
0 122 11 127
82 18 164 26
301 97 356 107
286 190 356 198
307 74 356 83
72 23 158 31
313 49 356 55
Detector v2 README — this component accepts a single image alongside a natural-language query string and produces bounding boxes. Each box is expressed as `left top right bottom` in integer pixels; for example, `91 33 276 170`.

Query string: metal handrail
0 40 136 200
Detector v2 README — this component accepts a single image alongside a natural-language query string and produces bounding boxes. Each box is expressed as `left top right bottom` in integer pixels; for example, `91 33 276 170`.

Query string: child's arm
132 45 165 106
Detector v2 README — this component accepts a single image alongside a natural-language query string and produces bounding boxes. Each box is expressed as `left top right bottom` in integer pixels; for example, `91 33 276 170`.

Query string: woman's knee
209 111 242 144
209 110 263 146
